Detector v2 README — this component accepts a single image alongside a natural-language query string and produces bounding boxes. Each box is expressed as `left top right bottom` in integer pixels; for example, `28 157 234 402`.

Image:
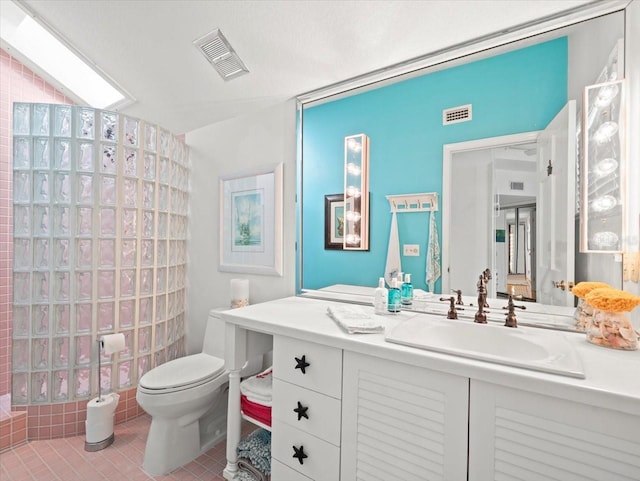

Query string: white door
536 100 576 306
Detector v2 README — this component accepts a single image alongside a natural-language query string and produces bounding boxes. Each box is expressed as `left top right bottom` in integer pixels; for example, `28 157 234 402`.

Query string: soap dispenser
388 278 401 313
374 277 388 314
401 273 413 306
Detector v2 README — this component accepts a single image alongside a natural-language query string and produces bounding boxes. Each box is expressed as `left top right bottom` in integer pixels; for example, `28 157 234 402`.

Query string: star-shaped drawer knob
294 401 309 421
294 354 310 374
292 445 308 465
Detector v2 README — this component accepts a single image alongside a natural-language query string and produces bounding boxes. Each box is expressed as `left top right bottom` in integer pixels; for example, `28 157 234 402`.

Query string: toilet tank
202 308 227 358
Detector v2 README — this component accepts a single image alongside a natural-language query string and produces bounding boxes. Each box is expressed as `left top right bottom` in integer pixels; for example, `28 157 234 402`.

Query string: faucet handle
503 294 519 328
451 289 464 305
440 296 459 319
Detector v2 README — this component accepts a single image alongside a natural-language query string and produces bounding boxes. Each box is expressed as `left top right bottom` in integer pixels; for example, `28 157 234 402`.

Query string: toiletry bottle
388 278 401 313
374 277 388 314
401 273 413 306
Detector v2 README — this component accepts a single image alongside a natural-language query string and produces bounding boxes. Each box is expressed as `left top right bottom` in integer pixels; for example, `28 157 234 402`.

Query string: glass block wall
11 103 189 404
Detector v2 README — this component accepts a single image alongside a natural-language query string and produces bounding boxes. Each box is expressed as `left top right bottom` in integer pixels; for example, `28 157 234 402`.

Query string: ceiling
14 0 596 135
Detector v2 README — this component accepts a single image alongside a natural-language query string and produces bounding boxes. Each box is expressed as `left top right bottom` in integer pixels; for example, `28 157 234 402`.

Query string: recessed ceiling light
0 0 130 109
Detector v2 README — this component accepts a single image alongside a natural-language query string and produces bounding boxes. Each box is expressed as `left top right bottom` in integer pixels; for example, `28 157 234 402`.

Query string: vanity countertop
221 296 640 416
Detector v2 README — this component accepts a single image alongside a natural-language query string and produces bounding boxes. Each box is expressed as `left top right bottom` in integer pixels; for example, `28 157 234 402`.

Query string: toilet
136 308 259 475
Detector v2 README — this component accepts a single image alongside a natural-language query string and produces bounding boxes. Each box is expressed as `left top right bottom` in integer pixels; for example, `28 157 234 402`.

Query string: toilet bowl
136 308 260 475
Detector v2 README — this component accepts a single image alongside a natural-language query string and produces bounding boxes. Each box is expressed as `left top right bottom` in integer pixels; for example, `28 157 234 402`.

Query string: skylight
0 0 129 109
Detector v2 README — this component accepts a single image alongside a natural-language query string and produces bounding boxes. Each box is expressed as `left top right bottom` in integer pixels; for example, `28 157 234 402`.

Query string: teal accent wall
301 38 568 291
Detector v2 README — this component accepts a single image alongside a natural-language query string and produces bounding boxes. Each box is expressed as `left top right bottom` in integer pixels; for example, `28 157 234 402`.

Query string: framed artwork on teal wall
324 193 344 250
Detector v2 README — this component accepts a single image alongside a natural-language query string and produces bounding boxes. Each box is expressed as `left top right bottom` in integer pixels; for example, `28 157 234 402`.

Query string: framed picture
219 163 283 275
324 194 345 250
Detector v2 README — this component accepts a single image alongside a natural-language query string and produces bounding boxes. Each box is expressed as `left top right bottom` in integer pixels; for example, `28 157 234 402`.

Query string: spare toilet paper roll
101 333 125 355
86 392 120 443
230 278 250 308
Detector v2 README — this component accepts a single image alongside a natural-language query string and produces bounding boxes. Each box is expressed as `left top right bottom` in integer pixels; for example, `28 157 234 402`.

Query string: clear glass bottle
387 278 401 313
374 277 388 314
401 273 413 306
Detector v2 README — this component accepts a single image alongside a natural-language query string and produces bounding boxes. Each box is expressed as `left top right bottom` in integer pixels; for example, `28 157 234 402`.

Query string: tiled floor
0 414 231 481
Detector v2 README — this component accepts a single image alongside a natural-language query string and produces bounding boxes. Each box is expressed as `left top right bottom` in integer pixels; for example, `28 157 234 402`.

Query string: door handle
553 280 574 291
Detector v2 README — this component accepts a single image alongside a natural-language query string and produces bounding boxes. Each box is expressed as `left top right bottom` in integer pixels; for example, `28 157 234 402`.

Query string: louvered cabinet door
341 351 469 481
469 380 640 481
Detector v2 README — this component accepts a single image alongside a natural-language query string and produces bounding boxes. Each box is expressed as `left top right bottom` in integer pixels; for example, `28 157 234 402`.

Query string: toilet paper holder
96 334 125 402
84 335 124 452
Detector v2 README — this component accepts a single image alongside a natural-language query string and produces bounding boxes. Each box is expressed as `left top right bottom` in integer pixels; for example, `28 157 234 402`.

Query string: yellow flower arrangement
584 287 640 312
571 281 612 299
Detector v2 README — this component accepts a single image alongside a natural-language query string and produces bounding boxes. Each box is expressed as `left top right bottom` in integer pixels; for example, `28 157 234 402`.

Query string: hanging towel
384 210 402 286
426 211 441 293
326 305 385 334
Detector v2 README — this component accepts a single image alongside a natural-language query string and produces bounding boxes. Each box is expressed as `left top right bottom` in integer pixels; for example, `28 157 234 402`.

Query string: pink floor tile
0 414 236 481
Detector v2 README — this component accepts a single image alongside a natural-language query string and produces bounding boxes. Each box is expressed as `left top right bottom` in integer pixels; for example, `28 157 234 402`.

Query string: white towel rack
386 192 438 213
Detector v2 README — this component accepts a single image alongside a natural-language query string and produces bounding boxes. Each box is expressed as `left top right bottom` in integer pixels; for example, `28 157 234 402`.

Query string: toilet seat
139 353 226 394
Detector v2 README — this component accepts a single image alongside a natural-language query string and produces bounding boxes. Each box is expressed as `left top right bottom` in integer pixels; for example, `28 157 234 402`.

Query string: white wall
494 168 537 198
567 11 624 103
449 149 493 296
569 10 625 292
184 100 297 353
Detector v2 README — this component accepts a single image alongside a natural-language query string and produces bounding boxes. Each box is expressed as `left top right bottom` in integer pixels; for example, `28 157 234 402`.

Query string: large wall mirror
297 5 628 330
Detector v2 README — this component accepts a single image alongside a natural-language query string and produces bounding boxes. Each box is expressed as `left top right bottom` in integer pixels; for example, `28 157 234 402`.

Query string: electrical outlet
403 244 419 256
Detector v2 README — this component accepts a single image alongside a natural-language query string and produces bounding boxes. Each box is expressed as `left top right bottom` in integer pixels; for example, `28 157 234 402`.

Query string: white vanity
222 296 640 481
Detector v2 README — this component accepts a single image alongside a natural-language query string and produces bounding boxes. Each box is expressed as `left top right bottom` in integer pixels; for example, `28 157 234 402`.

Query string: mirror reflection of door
445 133 540 301
500 204 536 301
445 101 576 306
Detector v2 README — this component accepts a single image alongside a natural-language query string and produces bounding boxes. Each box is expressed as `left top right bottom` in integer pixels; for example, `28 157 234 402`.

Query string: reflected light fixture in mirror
344 134 370 250
581 79 625 253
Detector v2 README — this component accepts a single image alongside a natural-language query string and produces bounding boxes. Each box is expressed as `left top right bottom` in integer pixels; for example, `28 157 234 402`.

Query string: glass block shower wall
11 103 189 405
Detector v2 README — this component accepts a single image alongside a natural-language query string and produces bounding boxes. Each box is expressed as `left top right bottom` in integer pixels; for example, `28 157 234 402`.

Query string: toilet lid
139 353 225 390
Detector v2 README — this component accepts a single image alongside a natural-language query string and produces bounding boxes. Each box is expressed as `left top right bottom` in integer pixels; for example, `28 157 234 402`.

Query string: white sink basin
385 315 585 378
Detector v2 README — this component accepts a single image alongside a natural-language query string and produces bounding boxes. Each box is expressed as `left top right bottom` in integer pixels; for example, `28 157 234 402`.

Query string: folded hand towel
240 367 272 405
327 305 385 334
241 394 272 427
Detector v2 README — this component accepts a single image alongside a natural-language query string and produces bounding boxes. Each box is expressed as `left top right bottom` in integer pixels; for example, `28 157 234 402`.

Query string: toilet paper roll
85 392 120 443
101 333 125 355
230 278 250 308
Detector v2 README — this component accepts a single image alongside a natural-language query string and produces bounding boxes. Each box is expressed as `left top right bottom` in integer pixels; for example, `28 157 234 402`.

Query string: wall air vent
510 181 525 191
193 29 249 81
443 104 472 125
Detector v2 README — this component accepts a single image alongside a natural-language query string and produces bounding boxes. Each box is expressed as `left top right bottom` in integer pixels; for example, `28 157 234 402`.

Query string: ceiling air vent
443 104 472 125
194 29 249 81
510 181 525 191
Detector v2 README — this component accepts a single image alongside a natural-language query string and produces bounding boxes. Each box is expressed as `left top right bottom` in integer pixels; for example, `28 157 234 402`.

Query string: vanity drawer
272 459 313 481
273 336 342 399
273 378 341 446
272 420 341 481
